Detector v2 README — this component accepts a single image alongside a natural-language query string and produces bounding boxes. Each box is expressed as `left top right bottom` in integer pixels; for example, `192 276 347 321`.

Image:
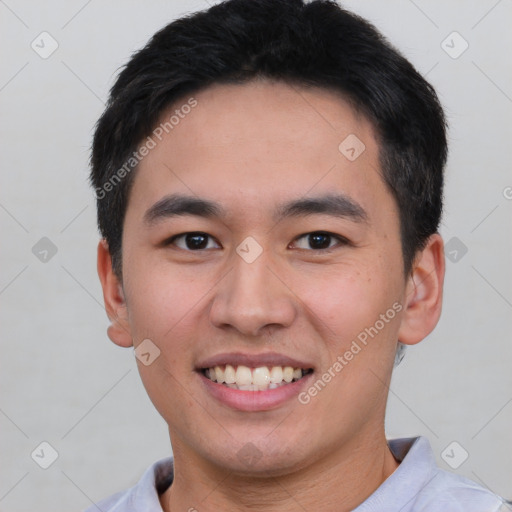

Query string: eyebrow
143 193 368 225
274 194 368 224
144 194 225 225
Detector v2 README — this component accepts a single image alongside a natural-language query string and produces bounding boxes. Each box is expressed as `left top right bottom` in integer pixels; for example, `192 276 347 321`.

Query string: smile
203 364 313 391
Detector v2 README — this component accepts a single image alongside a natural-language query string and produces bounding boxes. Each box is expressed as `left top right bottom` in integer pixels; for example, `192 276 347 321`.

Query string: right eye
165 232 221 251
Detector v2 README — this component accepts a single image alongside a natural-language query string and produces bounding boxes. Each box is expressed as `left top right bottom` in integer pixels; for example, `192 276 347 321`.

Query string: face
100 80 442 476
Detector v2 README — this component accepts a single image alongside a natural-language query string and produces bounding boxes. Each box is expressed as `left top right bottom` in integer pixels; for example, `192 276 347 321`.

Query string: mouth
201 364 314 391
196 352 315 411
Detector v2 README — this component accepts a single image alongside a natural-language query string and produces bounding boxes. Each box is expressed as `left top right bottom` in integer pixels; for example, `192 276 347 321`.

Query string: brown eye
292 231 348 251
168 232 220 251
308 232 333 249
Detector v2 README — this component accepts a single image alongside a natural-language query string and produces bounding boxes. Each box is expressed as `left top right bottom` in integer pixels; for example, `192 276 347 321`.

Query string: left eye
291 231 347 251
168 232 220 251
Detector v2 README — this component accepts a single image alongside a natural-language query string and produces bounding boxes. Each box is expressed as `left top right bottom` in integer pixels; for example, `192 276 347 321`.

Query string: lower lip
199 372 314 412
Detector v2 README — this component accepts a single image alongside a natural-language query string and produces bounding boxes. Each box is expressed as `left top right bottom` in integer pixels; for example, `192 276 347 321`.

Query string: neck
160 429 400 512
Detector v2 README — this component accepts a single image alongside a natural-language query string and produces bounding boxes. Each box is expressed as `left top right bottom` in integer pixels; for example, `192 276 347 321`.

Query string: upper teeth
205 365 307 391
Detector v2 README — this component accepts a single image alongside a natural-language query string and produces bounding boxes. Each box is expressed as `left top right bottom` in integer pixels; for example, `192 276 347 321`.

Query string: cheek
123 260 206 347
295 263 394 341
123 263 210 417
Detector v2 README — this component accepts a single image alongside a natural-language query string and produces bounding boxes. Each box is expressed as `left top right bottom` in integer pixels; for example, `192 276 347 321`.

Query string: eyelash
164 231 350 253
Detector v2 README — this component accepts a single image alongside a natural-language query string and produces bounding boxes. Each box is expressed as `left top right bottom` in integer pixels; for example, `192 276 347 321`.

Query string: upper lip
196 352 314 370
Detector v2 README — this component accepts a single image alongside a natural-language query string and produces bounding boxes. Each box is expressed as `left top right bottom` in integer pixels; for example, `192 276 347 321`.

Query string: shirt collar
353 436 437 512
137 436 433 512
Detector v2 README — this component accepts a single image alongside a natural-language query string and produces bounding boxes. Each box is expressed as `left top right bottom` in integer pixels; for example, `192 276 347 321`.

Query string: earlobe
397 234 445 346
97 240 133 348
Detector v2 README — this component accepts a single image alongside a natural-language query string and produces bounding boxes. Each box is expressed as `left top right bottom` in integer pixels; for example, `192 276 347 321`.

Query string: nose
209 248 297 338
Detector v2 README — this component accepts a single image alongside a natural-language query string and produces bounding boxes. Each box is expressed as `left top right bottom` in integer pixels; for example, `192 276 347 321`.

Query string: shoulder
413 465 507 512
83 457 174 512
390 437 506 512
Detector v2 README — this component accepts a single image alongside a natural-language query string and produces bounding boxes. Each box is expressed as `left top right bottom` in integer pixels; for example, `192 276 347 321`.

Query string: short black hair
90 0 447 277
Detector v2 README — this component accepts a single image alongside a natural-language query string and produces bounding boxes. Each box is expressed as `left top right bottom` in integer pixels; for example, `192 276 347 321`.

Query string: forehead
165 79 375 161
128 80 393 225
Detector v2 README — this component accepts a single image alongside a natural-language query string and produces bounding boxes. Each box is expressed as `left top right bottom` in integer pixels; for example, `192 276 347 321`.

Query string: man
88 0 506 510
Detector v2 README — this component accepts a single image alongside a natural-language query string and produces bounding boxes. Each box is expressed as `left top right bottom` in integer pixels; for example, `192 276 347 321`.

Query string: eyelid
290 231 352 251
163 231 221 250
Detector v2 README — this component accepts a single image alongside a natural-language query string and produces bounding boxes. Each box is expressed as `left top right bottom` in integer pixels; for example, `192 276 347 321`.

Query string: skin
98 79 445 512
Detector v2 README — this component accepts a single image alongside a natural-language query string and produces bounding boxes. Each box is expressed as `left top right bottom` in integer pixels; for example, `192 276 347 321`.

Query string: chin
197 433 316 478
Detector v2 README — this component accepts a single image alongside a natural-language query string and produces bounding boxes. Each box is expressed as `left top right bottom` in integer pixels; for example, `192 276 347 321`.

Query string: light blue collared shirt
85 436 507 511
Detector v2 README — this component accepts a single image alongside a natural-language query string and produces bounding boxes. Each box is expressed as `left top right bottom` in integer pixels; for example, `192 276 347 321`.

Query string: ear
97 239 133 348
397 233 445 346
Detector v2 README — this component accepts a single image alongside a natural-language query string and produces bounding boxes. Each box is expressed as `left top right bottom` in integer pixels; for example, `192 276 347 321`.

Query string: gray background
0 0 511 510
